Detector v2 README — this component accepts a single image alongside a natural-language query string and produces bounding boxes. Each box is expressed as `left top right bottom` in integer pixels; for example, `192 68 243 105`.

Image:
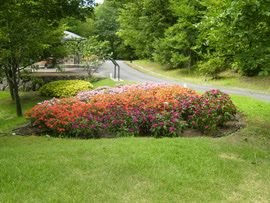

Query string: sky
95 0 104 3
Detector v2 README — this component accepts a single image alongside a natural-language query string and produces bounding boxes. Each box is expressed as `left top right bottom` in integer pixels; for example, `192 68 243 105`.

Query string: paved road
97 60 270 102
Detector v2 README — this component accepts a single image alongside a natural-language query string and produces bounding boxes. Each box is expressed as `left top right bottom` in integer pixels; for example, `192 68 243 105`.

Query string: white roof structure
63 31 86 41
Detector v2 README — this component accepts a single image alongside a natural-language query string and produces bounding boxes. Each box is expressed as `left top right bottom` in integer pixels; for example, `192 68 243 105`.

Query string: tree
153 0 205 70
93 1 136 59
0 0 94 117
198 0 270 76
117 0 176 58
94 1 120 58
61 17 97 38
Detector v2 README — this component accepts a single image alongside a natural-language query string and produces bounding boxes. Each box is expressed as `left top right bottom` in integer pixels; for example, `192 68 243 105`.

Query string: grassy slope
0 79 270 202
127 60 270 94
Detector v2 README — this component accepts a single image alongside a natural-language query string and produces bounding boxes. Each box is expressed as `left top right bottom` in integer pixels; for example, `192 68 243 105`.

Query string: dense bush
39 80 93 98
26 83 236 138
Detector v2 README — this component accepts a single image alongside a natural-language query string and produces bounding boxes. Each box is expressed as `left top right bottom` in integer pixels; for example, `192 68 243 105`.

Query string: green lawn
93 78 136 89
0 91 51 133
1 135 270 202
0 80 270 202
127 60 270 94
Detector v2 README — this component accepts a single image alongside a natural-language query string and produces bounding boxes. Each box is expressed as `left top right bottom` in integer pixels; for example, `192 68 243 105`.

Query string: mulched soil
13 113 243 139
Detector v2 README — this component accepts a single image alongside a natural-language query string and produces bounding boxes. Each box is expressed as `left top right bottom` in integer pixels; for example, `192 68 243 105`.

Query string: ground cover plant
25 82 236 138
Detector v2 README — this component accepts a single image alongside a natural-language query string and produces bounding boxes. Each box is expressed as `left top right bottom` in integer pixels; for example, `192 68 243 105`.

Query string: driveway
97 60 270 102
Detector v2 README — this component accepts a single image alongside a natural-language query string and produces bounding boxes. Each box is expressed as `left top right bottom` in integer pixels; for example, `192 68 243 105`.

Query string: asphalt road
97 60 270 102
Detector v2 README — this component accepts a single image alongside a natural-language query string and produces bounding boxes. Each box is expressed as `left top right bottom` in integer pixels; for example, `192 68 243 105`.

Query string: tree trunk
14 82 22 117
110 40 116 59
7 77 15 101
12 65 23 117
3 67 15 100
188 49 192 74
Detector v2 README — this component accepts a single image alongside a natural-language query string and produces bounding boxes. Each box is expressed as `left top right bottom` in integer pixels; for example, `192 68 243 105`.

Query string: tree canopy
0 0 94 116
114 0 270 76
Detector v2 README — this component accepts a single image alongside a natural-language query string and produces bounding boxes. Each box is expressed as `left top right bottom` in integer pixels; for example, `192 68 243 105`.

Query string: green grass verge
127 60 270 94
230 94 270 146
1 80 270 202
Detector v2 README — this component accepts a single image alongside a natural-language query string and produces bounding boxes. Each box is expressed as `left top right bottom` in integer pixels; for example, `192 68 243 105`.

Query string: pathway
98 60 270 102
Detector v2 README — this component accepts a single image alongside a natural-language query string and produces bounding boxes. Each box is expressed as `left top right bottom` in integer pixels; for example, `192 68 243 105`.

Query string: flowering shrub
40 80 93 98
26 83 236 138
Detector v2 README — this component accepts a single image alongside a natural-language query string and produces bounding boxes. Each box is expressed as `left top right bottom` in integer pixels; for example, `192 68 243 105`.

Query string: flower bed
25 83 236 138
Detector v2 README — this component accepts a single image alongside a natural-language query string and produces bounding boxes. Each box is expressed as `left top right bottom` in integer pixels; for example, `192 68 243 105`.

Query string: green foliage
61 17 97 38
94 1 136 59
198 57 228 79
199 0 270 76
117 0 175 58
0 0 94 116
114 0 270 76
65 36 111 78
153 0 204 70
39 80 93 98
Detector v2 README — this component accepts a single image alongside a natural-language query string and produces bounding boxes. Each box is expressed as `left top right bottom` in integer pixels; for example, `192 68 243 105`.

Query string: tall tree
0 0 94 117
199 0 270 76
153 0 205 70
117 0 176 58
94 0 136 59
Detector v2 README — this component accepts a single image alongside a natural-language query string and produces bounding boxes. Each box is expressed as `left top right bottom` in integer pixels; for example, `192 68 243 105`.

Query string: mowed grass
0 80 270 202
0 91 51 133
92 78 136 89
1 135 270 202
127 60 270 93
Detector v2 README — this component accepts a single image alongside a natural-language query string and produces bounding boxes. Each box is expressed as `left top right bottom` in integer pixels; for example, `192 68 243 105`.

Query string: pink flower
129 128 134 132
191 121 195 125
103 123 109 129
169 127 175 132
